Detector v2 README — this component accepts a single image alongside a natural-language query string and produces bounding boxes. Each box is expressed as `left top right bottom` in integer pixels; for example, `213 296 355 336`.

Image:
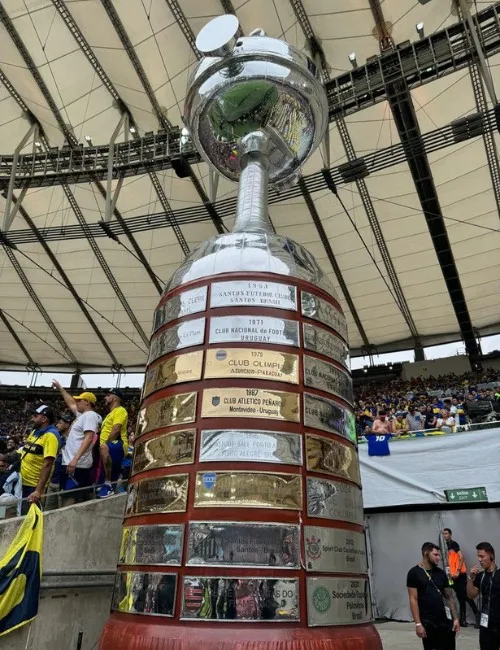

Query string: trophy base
99 615 383 650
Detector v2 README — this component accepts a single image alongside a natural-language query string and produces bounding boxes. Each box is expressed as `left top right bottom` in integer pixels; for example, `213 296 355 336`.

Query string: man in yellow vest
443 528 478 627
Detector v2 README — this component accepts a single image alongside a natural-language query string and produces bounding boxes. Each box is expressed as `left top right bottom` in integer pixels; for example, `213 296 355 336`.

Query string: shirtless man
372 410 394 434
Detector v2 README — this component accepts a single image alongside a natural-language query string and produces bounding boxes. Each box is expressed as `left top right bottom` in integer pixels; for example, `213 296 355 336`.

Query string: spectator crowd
0 384 141 517
355 367 500 437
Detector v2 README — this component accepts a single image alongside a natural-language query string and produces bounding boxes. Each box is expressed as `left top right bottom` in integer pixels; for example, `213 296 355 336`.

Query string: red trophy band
99 272 382 650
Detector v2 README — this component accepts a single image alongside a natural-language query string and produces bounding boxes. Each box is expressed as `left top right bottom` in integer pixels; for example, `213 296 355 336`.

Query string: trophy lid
184 27 328 185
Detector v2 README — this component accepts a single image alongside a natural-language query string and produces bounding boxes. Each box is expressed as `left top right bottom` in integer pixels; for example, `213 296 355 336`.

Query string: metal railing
0 480 127 519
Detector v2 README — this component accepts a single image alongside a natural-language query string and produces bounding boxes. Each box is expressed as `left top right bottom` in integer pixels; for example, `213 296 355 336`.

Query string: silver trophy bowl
166 16 339 303
184 16 329 185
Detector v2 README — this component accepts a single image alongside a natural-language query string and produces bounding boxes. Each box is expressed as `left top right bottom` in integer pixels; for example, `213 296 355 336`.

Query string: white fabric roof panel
0 0 497 370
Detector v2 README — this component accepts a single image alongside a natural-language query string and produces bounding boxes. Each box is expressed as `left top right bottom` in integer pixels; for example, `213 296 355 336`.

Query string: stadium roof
0 0 499 372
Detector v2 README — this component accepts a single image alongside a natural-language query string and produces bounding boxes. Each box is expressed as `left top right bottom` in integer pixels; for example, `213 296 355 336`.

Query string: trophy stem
233 131 272 234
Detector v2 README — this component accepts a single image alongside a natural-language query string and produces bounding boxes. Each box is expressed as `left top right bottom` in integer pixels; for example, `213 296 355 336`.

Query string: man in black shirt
407 542 460 650
467 542 500 650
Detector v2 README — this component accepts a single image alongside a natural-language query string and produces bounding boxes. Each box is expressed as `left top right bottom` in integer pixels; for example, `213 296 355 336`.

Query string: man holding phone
467 542 500 650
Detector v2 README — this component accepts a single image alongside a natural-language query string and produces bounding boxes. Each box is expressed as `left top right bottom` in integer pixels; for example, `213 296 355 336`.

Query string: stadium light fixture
84 135 93 145
129 125 137 134
34 141 41 150
348 52 357 68
416 22 425 39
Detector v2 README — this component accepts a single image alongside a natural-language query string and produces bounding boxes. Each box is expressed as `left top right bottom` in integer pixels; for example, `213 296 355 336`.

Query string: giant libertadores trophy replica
99 15 382 650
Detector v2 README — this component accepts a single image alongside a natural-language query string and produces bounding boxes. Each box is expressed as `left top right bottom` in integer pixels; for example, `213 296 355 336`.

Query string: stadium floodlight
84 135 92 144
129 125 137 134
34 141 41 150
348 52 357 68
416 22 425 38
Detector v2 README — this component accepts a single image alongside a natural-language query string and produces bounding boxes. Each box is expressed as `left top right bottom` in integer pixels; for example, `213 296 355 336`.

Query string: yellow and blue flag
0 504 43 636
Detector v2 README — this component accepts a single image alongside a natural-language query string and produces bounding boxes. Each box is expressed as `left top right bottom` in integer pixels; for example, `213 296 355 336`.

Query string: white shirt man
52 381 102 498
62 409 102 471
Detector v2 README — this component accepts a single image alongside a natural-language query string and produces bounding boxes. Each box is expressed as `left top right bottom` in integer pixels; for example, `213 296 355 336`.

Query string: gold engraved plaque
144 351 203 397
136 392 197 438
119 524 184 566
181 577 299 621
112 571 177 617
204 348 299 384
149 317 205 363
199 429 302 465
186 522 300 568
153 285 207 332
304 526 367 574
304 355 353 404
306 434 361 485
201 388 300 422
301 291 348 342
304 393 357 444
210 280 297 310
132 429 196 475
306 577 371 626
303 323 350 369
125 474 188 517
306 477 363 525
194 471 302 510
209 315 299 346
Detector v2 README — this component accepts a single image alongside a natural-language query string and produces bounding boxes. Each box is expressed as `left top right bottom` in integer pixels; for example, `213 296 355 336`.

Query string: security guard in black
468 542 500 650
407 543 458 650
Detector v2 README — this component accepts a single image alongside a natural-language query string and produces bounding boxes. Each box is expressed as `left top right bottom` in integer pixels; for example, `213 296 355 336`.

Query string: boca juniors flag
0 504 43 636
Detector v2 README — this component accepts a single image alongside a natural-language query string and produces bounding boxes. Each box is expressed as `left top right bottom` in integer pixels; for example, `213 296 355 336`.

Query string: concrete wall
0 494 125 650
401 354 470 380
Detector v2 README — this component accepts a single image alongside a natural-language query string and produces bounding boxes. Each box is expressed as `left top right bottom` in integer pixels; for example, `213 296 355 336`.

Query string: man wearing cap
98 388 128 498
52 380 102 501
0 404 60 514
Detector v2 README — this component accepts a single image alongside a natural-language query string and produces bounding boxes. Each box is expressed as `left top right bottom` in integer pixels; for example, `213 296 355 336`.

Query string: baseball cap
106 387 123 399
73 391 97 404
58 412 75 424
33 405 56 423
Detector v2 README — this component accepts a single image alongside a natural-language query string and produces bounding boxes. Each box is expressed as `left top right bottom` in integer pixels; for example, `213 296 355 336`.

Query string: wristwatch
416 623 423 627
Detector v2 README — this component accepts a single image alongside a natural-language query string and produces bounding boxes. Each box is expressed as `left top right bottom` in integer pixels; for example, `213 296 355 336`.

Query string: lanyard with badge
480 569 497 628
420 565 452 620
